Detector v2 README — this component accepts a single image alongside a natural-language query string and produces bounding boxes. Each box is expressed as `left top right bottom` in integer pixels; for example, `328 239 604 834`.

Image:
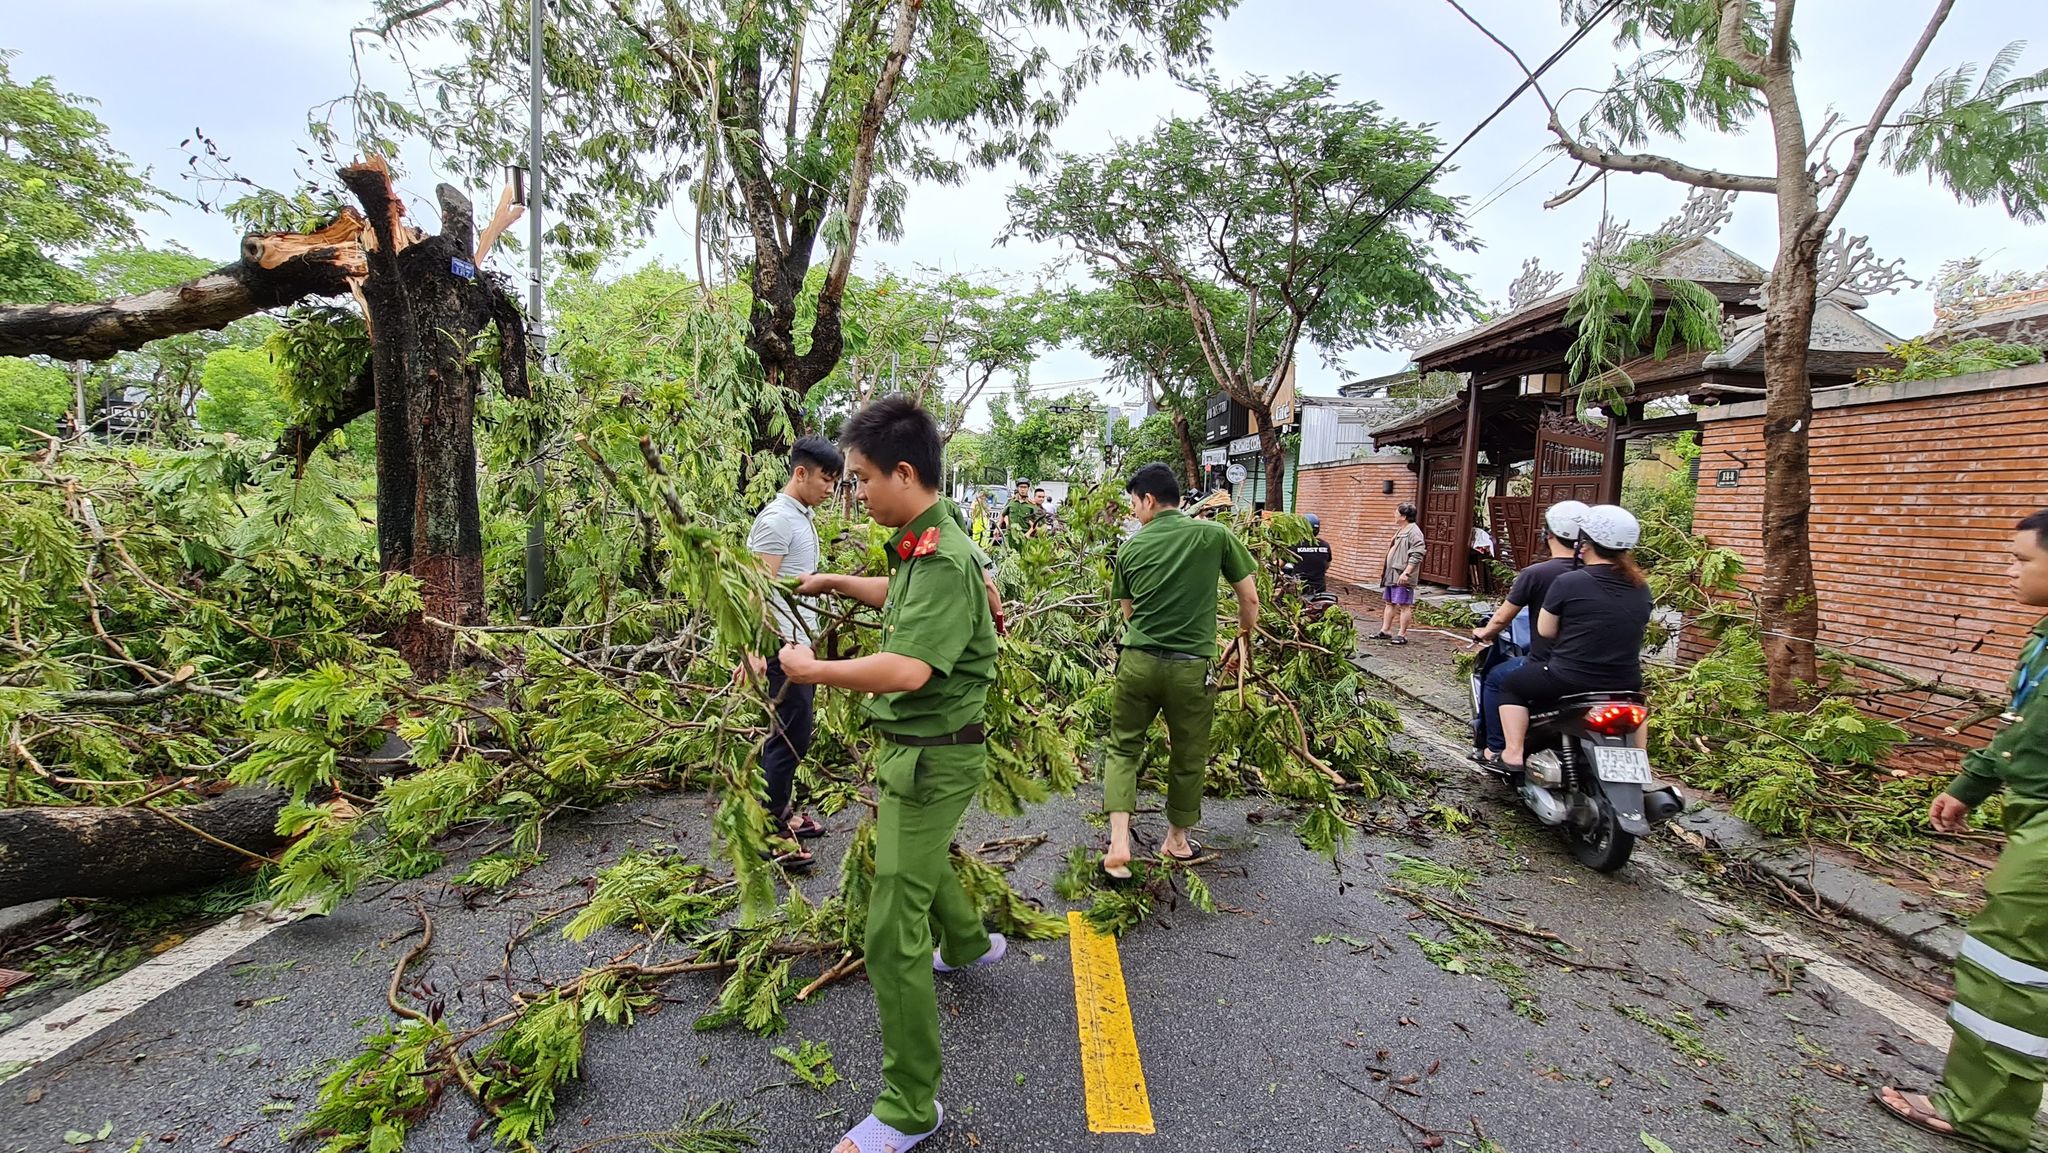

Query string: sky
9 0 2046 426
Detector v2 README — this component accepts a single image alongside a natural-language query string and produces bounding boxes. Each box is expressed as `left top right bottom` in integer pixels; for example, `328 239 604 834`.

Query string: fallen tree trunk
0 212 370 361
0 788 289 906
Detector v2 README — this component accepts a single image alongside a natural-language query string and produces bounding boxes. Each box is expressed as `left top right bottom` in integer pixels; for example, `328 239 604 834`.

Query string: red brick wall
1296 459 1419 591
1691 375 2048 753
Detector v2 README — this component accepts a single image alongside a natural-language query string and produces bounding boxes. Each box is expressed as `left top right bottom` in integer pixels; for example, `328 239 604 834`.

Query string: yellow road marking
1067 910 1156 1134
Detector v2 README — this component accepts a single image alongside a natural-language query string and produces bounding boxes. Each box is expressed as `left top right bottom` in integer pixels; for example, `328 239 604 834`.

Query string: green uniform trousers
867 739 993 1135
1937 796 2048 1152
1100 648 1215 829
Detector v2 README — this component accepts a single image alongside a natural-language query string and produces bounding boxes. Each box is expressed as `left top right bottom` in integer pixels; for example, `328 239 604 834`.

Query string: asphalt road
0 716 1966 1153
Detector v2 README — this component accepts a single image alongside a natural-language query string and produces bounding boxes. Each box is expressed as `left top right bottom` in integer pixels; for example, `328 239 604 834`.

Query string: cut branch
0 211 369 361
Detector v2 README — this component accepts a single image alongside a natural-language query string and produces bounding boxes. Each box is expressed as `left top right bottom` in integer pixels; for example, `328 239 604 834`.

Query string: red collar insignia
897 526 940 560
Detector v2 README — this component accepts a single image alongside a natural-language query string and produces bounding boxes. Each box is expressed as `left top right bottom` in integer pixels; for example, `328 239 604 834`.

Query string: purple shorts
1384 584 1415 606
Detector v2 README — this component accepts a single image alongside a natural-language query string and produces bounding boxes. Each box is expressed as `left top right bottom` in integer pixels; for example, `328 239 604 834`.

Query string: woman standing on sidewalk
1374 504 1425 645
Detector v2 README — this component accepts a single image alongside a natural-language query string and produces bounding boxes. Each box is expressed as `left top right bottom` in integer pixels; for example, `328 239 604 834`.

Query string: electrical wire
1324 0 1624 256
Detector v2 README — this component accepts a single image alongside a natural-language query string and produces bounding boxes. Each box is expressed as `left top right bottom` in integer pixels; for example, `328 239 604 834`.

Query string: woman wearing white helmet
1467 500 1589 764
1494 504 1652 775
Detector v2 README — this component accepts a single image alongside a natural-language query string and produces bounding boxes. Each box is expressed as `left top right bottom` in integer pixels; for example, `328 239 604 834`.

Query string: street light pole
521 0 548 616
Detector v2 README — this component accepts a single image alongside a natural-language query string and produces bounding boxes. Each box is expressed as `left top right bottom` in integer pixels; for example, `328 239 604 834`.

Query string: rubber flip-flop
837 1103 943 1153
1101 855 1133 881
788 814 827 840
1874 1087 1994 1149
760 846 815 873
935 932 1007 973
1161 839 1206 863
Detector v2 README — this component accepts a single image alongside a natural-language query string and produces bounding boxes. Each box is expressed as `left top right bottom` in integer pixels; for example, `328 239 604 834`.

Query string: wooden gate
1489 496 1534 570
1526 413 1607 563
1420 450 1464 586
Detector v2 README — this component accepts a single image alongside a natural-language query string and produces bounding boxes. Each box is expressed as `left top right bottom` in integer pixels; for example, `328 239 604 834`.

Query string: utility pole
522 0 548 616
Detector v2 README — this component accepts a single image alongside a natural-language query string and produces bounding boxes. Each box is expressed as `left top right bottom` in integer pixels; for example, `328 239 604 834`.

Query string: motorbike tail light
1584 702 1648 735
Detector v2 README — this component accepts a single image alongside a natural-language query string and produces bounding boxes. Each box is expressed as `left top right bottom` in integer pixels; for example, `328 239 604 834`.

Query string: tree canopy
0 52 165 304
1009 72 1475 508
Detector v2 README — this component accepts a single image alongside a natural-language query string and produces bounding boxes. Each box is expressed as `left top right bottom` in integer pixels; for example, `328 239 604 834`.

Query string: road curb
1350 648 1965 967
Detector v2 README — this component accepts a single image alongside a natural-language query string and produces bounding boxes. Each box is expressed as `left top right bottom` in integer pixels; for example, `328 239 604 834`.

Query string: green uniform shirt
864 500 1000 738
1111 508 1257 659
1949 616 2048 807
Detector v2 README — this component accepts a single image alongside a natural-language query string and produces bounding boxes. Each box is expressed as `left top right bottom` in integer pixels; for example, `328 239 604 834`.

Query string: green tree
196 346 290 440
1009 73 1473 510
1053 282 1250 489
352 0 1230 444
983 389 1100 482
0 356 71 445
1517 0 2048 706
0 52 165 303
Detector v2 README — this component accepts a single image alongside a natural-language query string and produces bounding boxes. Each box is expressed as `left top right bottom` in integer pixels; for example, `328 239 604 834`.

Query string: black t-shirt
1506 556 1578 659
1292 538 1333 592
1540 565 1652 687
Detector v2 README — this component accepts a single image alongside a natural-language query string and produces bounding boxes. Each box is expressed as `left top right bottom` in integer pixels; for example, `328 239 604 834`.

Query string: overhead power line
1330 0 1624 255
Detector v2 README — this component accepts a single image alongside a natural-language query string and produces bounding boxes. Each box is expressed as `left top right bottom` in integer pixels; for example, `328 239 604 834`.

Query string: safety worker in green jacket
777 395 1003 1153
1881 509 2048 1152
1100 462 1258 879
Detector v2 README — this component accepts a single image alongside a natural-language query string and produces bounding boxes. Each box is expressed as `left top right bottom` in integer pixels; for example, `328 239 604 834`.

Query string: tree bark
0 788 288 906
341 159 527 679
1255 411 1287 513
1758 68 1825 708
1170 406 1202 494
0 213 369 361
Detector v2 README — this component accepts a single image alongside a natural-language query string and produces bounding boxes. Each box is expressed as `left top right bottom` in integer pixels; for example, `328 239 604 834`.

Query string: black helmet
1304 513 1321 532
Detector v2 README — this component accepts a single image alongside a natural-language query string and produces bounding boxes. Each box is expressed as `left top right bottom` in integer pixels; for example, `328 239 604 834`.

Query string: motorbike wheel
1569 801 1636 872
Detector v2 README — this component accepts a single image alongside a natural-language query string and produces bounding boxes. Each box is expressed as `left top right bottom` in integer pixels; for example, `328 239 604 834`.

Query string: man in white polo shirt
739 435 843 870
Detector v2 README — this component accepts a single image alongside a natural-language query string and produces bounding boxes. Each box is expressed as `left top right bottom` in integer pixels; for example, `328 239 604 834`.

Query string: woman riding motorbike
1495 504 1652 775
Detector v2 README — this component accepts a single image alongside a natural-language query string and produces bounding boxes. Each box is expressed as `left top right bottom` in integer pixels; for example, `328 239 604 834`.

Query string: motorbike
1280 561 1341 618
1468 622 1685 872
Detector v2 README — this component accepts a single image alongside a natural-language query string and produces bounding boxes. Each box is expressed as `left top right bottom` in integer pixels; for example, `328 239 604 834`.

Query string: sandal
835 1103 943 1153
787 813 827 840
760 844 815 873
1388 635 1410 646
1101 846 1133 881
934 932 1007 973
1161 839 1205 863
1875 1088 1989 1148
1368 631 1389 640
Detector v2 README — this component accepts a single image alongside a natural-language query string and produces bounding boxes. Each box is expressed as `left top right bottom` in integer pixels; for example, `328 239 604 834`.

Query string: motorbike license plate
1593 746 1651 784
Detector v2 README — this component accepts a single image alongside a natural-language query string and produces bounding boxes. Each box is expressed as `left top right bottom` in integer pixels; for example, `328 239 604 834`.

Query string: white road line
0 906 303 1079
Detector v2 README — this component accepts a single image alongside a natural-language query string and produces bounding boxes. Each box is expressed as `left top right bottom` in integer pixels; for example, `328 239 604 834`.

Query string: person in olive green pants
1100 463 1259 878
779 396 1002 1153
1881 509 2048 1153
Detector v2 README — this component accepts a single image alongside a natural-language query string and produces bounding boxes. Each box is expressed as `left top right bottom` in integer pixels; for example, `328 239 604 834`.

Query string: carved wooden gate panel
1420 450 1464 586
1527 412 1607 564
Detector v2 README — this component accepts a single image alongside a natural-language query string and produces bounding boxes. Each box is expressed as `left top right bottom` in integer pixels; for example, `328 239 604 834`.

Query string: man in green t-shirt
779 395 1002 1153
1101 462 1259 878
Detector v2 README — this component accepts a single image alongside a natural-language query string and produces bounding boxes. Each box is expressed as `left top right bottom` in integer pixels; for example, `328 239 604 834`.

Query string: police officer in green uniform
1882 509 2048 1152
1101 462 1259 878
778 396 1002 1153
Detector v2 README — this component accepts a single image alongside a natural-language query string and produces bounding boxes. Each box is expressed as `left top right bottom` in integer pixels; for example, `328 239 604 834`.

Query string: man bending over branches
778 395 1005 1153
